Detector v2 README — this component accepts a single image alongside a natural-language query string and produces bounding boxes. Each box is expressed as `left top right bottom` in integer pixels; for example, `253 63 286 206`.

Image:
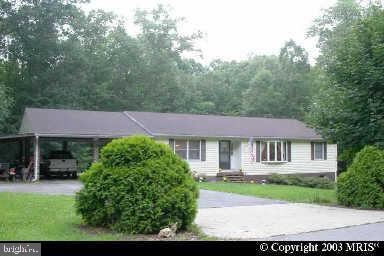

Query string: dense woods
0 0 383 166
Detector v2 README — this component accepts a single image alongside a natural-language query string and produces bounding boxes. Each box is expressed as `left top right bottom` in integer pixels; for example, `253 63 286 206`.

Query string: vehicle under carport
0 134 107 181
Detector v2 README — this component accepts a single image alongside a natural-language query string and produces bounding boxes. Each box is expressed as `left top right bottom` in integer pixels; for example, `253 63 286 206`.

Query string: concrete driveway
0 180 81 195
0 181 284 207
269 222 384 241
1 180 384 240
199 189 285 208
196 203 384 239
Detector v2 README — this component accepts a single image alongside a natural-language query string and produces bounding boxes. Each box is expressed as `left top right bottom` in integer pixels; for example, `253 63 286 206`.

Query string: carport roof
12 107 323 140
18 108 150 138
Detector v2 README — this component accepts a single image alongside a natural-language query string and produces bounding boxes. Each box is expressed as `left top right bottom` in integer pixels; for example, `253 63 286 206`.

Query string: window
261 142 268 161
175 140 187 159
261 141 288 162
314 142 325 160
188 140 201 160
277 142 282 161
172 139 201 160
269 141 275 161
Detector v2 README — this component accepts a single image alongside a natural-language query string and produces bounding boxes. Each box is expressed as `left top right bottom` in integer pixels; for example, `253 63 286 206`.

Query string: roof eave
152 133 324 141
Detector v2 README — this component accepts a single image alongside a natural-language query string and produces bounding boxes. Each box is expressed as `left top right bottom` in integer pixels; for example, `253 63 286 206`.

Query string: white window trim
173 139 201 161
314 142 325 160
261 141 288 163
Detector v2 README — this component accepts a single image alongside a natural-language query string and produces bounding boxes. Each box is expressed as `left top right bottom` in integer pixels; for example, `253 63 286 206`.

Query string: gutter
152 133 325 141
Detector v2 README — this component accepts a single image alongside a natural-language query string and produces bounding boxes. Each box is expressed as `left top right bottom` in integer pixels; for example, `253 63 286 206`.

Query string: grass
0 192 211 241
199 182 337 205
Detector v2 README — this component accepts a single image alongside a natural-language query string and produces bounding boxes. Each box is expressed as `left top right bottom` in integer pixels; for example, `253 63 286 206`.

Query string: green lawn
199 182 337 204
0 192 208 241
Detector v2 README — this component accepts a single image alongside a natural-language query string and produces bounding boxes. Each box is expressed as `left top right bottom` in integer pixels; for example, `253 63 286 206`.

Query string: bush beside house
267 173 335 189
76 136 199 234
337 146 384 209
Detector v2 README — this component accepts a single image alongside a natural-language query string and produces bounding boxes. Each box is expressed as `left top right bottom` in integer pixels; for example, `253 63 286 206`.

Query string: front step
217 171 245 183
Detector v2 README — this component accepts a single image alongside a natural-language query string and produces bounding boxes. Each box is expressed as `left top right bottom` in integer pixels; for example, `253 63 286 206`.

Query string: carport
0 134 107 181
0 108 149 181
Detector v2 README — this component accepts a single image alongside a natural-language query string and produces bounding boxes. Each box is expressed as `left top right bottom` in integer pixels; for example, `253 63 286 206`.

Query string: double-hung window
172 140 201 160
188 140 201 160
314 142 325 160
261 141 288 162
175 140 188 159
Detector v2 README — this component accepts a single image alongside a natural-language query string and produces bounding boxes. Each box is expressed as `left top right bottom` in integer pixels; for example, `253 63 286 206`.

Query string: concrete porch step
217 171 244 177
217 171 245 183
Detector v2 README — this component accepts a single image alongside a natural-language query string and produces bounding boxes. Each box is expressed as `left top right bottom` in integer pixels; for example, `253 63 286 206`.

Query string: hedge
267 173 335 189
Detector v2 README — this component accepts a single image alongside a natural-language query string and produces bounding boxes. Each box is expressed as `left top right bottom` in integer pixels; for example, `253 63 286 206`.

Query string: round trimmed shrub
76 136 199 234
337 146 384 209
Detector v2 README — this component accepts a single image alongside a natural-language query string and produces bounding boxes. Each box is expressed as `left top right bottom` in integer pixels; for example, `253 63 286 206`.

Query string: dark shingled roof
19 108 149 137
18 108 322 140
125 111 322 140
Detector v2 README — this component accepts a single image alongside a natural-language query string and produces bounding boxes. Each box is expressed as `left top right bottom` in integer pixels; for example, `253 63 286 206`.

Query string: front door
219 140 231 170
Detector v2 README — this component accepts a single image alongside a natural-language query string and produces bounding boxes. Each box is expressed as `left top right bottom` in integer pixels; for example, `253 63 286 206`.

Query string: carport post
92 138 99 162
32 135 40 182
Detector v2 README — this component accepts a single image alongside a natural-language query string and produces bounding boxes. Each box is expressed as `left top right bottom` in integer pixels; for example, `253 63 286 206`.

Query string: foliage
76 136 199 234
337 146 384 209
3 0 381 174
307 0 384 164
194 41 314 119
0 1 201 133
242 40 312 119
0 62 13 133
267 173 335 189
199 182 336 204
0 0 319 136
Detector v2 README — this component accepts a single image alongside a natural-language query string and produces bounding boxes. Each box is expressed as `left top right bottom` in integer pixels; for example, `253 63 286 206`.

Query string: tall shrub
76 136 199 234
337 146 384 209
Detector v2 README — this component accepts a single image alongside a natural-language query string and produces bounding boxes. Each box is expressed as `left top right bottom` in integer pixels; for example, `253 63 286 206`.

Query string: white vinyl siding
156 138 219 176
157 138 337 178
242 141 337 175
